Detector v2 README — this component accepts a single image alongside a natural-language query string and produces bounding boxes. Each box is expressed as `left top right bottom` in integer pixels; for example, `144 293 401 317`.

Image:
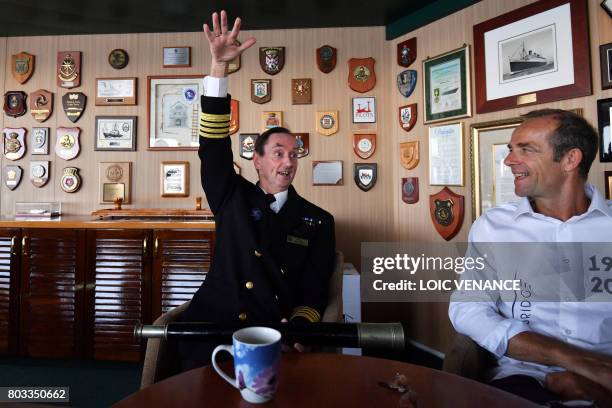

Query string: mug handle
212 345 237 388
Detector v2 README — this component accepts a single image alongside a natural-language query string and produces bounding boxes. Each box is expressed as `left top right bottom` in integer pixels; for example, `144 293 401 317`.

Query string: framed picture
473 0 591 113
602 0 612 18
598 97 612 163
95 77 137 106
605 171 612 200
147 75 204 150
470 118 525 219
352 97 376 123
423 45 471 123
428 122 464 186
163 47 191 68
600 42 612 90
312 161 343 186
161 161 189 197
94 116 137 151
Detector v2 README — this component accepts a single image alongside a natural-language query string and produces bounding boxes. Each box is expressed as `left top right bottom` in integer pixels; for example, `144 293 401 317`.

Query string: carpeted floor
0 357 141 407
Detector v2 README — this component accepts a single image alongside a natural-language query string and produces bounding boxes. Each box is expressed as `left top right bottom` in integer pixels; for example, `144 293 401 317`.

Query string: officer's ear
561 147 582 174
253 153 262 171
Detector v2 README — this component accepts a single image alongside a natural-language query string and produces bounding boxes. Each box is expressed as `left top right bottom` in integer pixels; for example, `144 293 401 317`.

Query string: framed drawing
94 116 137 151
147 75 204 150
602 0 612 18
95 77 137 106
312 161 343 186
473 0 591 113
605 171 612 200
352 97 376 123
598 97 612 163
423 45 471 123
428 122 464 186
600 42 612 90
161 161 189 197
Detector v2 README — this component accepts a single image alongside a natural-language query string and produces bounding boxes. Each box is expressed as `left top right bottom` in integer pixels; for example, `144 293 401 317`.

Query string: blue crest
250 208 263 221
396 69 417 97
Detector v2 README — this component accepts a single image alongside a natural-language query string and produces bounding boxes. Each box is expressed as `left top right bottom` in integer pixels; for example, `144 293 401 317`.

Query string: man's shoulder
293 192 334 223
470 203 519 240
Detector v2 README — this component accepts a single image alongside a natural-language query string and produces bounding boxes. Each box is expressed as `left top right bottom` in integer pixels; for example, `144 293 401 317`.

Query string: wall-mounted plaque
96 77 137 106
251 79 271 104
55 127 81 160
312 161 343 186
399 104 417 132
163 47 191 68
57 51 81 88
402 177 419 204
354 163 377 191
62 92 87 123
161 161 189 197
12 52 34 84
400 141 419 170
30 161 49 188
262 111 282 132
397 37 417 67
3 128 26 160
109 49 129 69
29 89 53 122
353 134 376 159
259 47 285 75
99 162 131 204
292 78 312 104
239 134 258 160
95 116 137 151
31 127 49 155
316 45 337 74
429 186 464 241
60 167 81 193
229 99 239 135
294 133 309 158
3 165 23 190
352 97 376 123
3 91 27 117
228 41 241 74
348 57 376 93
316 111 338 136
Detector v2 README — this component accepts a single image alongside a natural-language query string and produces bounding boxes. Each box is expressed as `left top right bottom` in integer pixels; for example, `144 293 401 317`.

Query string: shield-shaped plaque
429 187 464 241
3 165 23 190
397 38 417 67
316 111 339 136
55 127 81 160
317 45 337 74
353 134 376 159
293 133 309 158
259 47 285 75
400 141 419 170
229 99 239 135
397 70 417 97
251 79 271 104
3 128 26 161
57 51 81 88
292 78 312 105
30 161 49 188
228 40 241 74
62 92 87 123
399 104 418 132
29 89 53 122
239 134 258 160
348 58 376 93
31 127 49 155
354 163 377 192
3 91 27 118
60 167 81 193
11 52 35 84
401 177 419 204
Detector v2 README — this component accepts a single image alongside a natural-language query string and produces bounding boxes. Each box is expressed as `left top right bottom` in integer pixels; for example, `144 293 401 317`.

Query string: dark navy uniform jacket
181 94 336 330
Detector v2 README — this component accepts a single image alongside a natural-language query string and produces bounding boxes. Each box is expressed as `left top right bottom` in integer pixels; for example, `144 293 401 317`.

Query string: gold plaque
99 162 131 204
517 93 537 105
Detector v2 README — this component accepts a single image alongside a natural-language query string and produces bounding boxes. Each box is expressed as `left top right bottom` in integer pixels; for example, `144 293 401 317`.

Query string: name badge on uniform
287 235 308 247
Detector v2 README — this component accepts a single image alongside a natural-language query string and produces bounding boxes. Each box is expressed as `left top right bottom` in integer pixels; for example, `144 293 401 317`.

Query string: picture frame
605 171 612 200
598 97 612 163
423 45 471 123
600 42 612 90
147 75 204 150
352 97 376 123
428 122 464 186
161 161 189 197
94 116 137 151
312 161 343 186
602 0 612 18
163 46 191 68
473 0 591 113
95 77 137 106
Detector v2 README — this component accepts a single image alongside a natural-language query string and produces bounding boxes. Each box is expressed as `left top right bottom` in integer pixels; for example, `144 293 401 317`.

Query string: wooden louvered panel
152 230 214 319
0 229 19 355
20 229 85 358
87 230 150 362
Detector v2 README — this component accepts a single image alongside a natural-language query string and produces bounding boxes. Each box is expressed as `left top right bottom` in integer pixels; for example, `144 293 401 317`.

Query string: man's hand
545 371 612 407
280 318 311 353
203 10 255 77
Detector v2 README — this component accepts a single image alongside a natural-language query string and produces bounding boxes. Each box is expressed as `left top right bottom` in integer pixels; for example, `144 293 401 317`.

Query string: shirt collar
258 185 289 212
512 183 612 220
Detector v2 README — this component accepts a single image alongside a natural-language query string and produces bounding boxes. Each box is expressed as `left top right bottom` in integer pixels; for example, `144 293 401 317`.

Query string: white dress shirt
449 184 612 383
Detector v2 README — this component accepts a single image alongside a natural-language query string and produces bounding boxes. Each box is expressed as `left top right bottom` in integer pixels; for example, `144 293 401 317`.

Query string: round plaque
32 164 45 178
108 49 129 70
320 115 335 129
106 165 123 182
357 138 372 153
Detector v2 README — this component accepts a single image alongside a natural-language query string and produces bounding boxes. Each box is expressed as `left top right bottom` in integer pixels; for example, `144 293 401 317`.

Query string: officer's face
254 133 298 194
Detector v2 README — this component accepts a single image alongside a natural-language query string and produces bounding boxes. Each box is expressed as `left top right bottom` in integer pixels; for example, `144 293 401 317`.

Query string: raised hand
203 10 255 76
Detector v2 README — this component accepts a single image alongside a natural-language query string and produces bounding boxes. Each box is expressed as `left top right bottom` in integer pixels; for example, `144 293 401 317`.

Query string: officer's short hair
522 109 598 179
255 127 293 156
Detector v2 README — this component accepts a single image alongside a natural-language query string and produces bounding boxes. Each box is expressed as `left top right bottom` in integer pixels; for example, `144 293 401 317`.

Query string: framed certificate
428 122 464 186
95 116 137 151
95 77 137 106
161 161 189 197
147 75 204 150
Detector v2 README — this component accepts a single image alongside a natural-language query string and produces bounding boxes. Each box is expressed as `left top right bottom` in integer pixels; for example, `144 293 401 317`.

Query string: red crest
397 37 416 67
348 58 376 93
399 104 417 132
353 134 376 159
429 187 464 241
229 99 239 135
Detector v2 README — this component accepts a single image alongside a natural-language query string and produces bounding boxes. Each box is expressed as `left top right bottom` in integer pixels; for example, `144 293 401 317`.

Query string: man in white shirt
449 109 612 405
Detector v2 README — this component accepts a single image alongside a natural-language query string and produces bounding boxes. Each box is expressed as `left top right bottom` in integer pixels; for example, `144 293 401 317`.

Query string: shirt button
275 295 279 301
564 329 571 335
245 281 254 289
238 312 247 321
280 268 285 275
254 250 262 257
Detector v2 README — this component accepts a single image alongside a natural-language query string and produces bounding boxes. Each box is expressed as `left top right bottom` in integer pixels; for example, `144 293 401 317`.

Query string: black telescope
134 322 405 350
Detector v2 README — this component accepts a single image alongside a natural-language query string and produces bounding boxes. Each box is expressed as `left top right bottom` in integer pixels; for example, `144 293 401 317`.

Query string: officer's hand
280 318 311 353
202 10 255 65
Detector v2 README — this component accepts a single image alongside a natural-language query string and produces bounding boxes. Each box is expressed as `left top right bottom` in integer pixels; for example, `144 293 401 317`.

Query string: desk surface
114 353 538 407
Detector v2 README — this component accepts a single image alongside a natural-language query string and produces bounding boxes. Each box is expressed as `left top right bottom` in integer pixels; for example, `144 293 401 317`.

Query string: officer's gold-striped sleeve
290 306 321 323
199 112 231 139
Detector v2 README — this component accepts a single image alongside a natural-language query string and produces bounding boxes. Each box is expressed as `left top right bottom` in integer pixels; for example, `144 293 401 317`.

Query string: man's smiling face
254 133 298 194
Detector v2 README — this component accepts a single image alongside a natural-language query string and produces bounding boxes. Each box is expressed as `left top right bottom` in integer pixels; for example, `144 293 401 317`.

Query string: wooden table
114 353 538 407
